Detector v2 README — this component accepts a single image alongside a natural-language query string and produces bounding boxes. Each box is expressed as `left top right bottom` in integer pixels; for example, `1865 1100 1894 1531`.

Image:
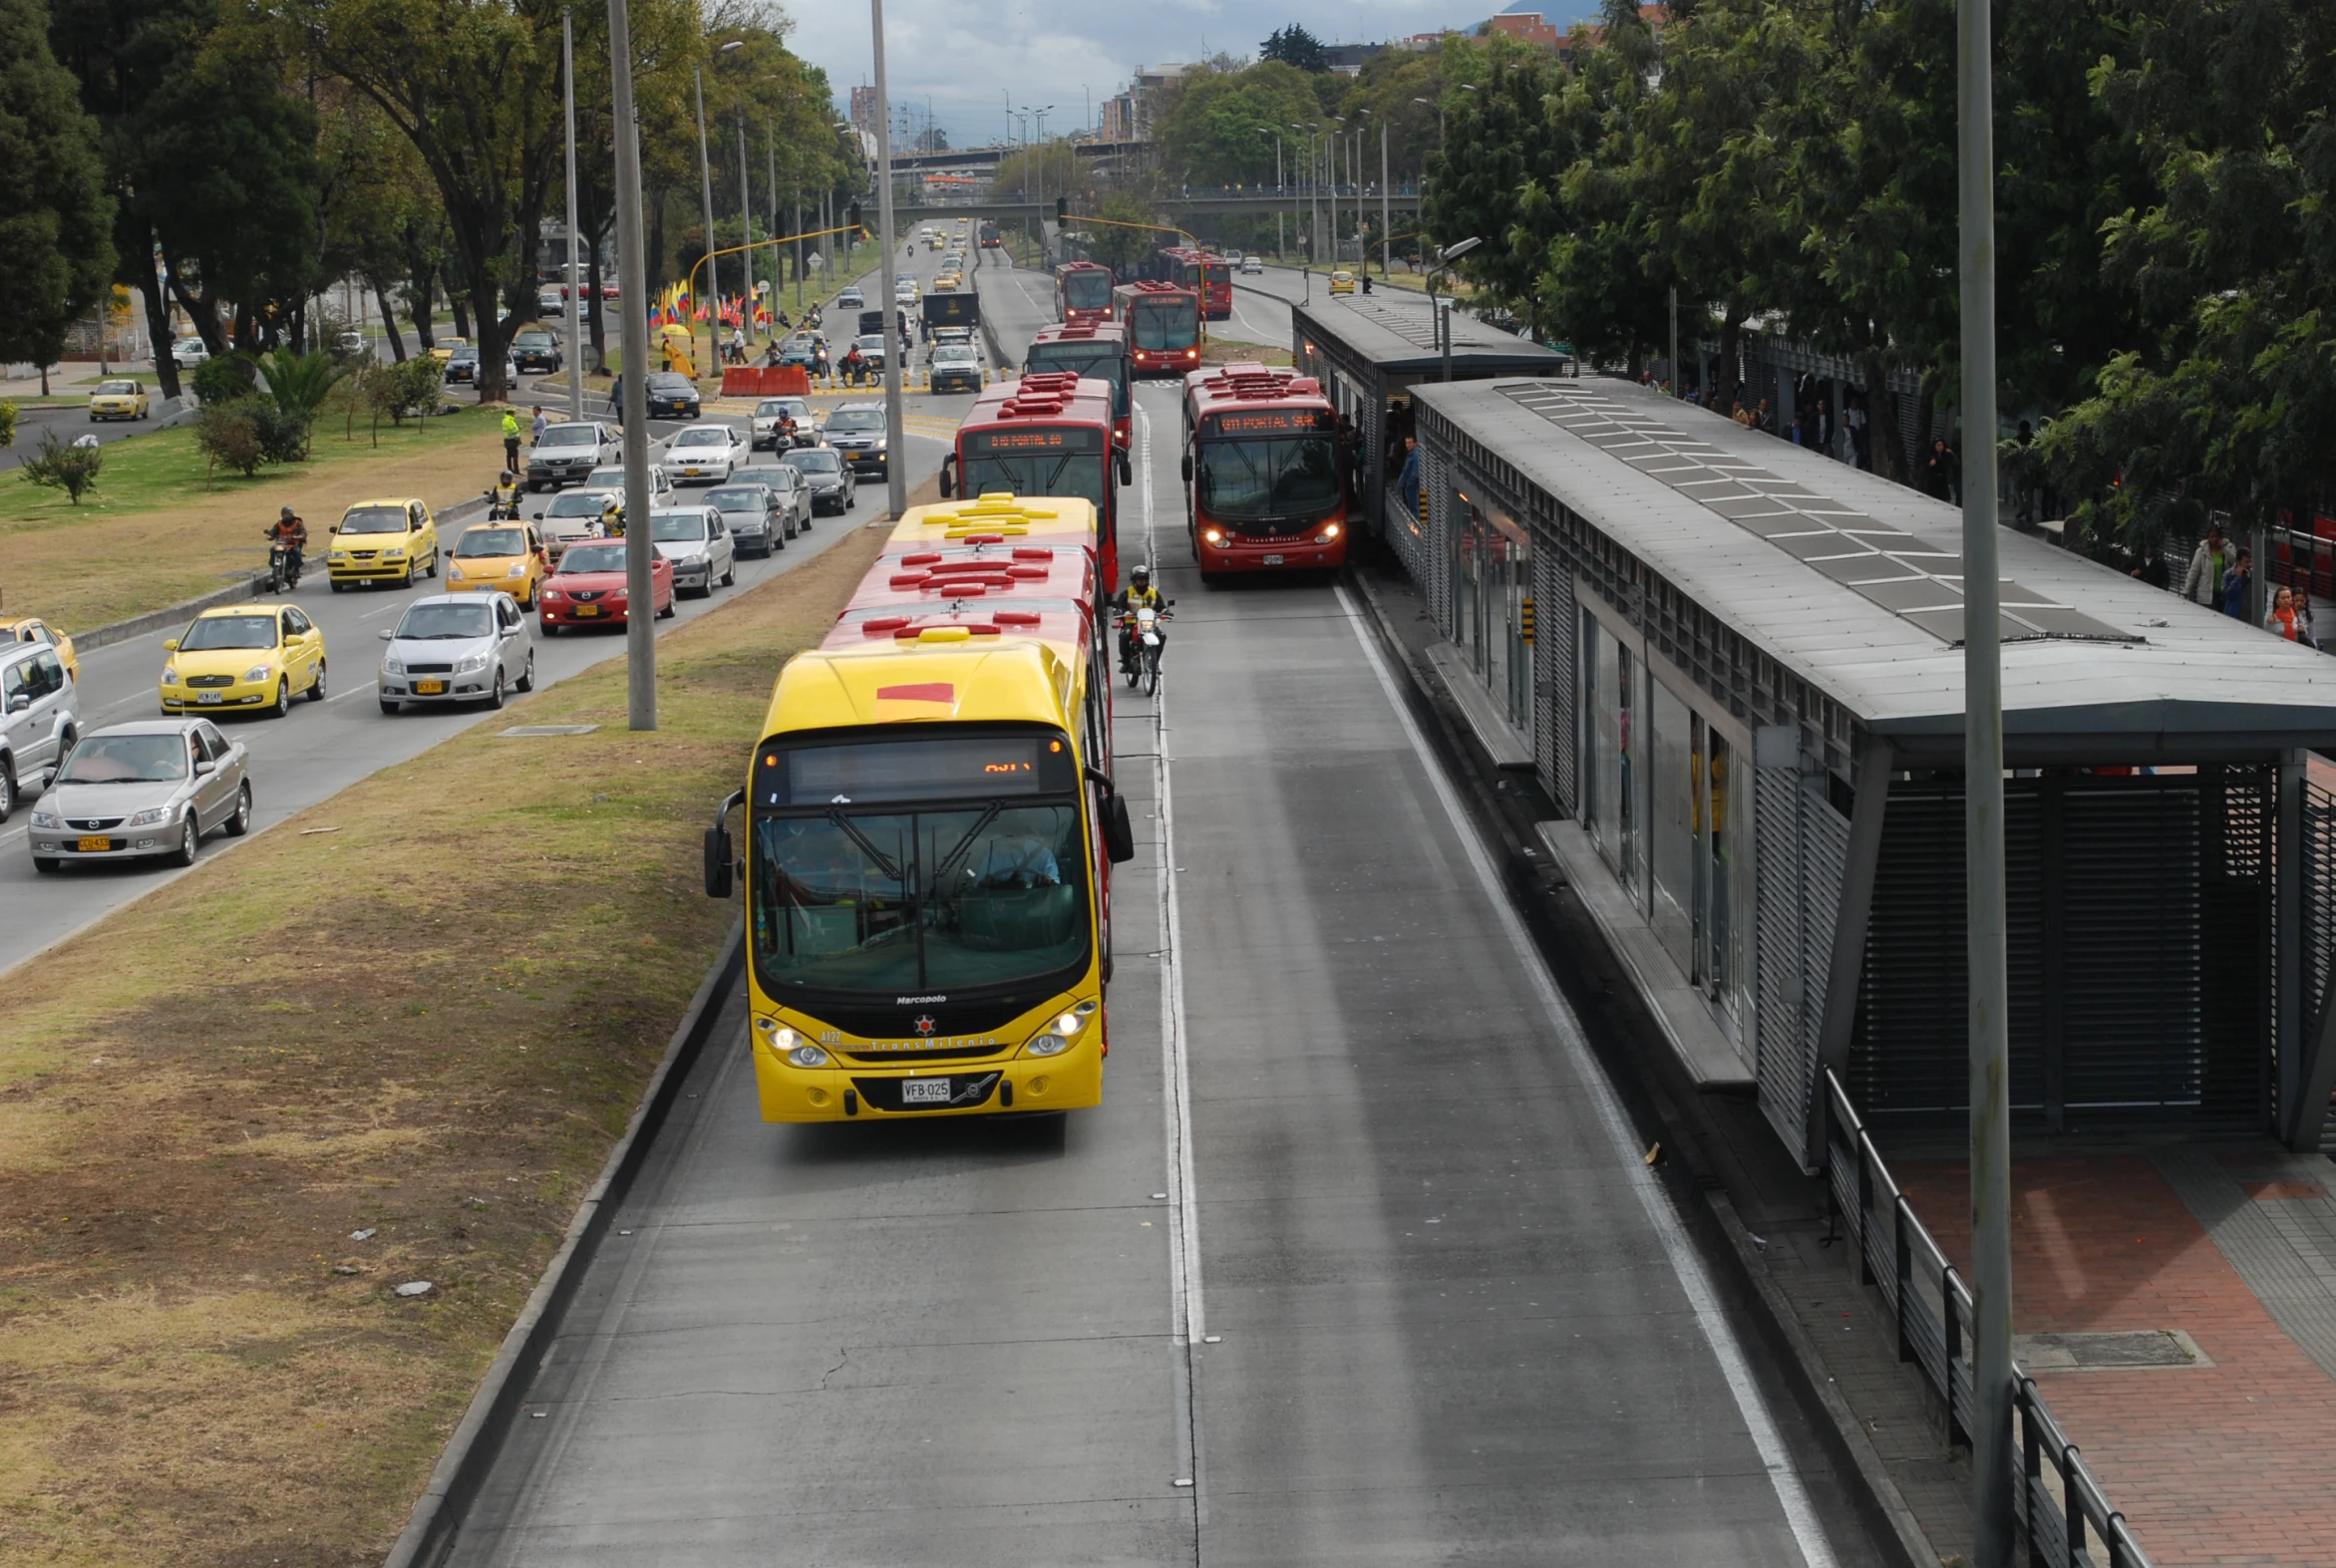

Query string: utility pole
871 0 906 518
737 109 754 343
1958 0 2013 1560
561 8 583 418
694 64 718 351
607 0 655 730
1668 284 1679 399
1274 135 1284 260
1327 119 1340 268
1380 122 1390 278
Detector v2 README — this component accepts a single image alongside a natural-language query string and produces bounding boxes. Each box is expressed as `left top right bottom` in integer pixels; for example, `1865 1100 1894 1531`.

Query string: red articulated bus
940 372 1129 591
1026 322 1132 452
1181 362 1348 582
1155 245 1231 321
1112 280 1201 378
1053 261 1116 326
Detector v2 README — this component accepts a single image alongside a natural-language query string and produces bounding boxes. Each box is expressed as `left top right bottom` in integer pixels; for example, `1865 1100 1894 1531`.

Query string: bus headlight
1025 1032 1073 1058
1202 528 1223 546
787 1042 832 1067
1317 523 1341 543
1053 1011 1086 1037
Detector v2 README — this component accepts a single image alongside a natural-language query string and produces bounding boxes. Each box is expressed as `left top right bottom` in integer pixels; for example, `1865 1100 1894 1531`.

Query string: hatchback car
2 616 80 686
88 380 150 421
777 335 821 370
378 593 534 712
538 539 675 632
171 337 209 368
526 420 620 489
328 498 440 589
1240 255 1264 276
444 344 482 384
647 507 735 595
823 404 889 475
510 326 562 373
161 604 327 718
1328 269 1355 295
835 286 865 310
777 446 854 514
446 521 550 608
582 465 673 505
661 425 742 485
28 720 249 871
643 371 701 419
704 482 784 557
428 337 467 365
735 464 811 540
533 489 622 563
0 638 79 819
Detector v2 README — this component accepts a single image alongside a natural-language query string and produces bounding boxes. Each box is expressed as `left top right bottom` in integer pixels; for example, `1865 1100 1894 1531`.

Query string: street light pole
607 0 655 730
871 0 906 518
561 8 582 419
1380 122 1390 279
737 109 754 345
1958 0 2013 1559
1273 134 1284 260
693 63 719 360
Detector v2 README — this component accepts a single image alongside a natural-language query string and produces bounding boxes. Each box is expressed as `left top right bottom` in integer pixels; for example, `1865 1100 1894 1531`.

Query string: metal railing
1823 1071 2156 1568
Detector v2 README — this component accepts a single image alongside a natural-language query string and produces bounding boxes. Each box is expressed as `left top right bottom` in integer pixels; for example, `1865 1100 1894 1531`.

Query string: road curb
1341 562 1934 1568
382 920 746 1568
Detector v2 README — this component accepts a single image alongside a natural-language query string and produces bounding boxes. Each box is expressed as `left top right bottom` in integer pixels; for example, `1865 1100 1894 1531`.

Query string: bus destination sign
965 427 1103 455
1205 410 1333 436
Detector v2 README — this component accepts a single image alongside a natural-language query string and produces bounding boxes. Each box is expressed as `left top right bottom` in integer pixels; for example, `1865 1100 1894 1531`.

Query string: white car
659 425 743 484
646 506 736 595
1240 255 1263 276
894 278 920 304
1223 250 1243 266
751 396 810 452
171 338 208 367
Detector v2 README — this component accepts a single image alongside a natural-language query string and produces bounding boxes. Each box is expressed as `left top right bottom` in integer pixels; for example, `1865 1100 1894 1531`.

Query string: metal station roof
1414 375 2336 751
1292 294 1568 380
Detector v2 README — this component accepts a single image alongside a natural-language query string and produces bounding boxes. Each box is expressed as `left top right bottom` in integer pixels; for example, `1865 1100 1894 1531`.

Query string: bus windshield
1025 348 1130 418
1196 436 1342 527
755 807 1088 994
1130 301 1197 351
1062 271 1112 310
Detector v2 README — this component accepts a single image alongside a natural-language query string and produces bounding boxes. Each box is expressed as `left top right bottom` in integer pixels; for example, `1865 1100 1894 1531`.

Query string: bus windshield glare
1131 301 1197 351
750 734 1090 996
1196 435 1342 527
1063 271 1112 310
960 427 1107 506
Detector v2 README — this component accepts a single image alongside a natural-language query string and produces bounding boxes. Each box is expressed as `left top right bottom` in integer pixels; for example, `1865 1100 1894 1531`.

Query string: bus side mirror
938 453 955 498
1179 454 1192 482
1103 794 1136 864
704 821 733 899
1117 451 1133 487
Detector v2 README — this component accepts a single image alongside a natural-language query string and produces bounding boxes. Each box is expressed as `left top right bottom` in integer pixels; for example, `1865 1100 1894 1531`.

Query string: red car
537 539 674 633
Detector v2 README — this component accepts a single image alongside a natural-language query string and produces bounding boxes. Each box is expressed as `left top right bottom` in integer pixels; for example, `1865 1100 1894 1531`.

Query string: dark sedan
777 447 855 515
510 328 562 373
644 372 701 419
444 345 481 385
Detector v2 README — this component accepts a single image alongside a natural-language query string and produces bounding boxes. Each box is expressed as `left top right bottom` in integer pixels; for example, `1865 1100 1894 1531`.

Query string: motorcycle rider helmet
279 505 295 521
1130 565 1152 589
499 469 513 484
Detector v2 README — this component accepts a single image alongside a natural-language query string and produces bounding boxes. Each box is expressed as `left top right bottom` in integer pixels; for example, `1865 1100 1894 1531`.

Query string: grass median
0 520 885 1568
1 406 505 634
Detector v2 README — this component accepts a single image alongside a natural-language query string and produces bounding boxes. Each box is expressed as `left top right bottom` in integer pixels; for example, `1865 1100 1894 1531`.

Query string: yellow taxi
1328 269 1356 295
161 603 327 718
87 379 151 421
935 270 962 292
446 521 550 608
1 618 79 686
428 337 467 365
328 498 441 590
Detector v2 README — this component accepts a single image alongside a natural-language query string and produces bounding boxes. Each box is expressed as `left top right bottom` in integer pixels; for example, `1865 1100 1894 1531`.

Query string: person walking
2132 542 2171 591
501 407 522 471
1396 435 1422 522
1924 437 1953 499
2221 547 2253 619
2179 523 2230 607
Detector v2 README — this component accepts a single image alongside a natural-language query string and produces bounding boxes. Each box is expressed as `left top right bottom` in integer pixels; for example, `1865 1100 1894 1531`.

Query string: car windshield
538 425 598 447
650 512 707 542
855 336 885 354
514 331 554 347
340 506 410 534
1196 437 1343 527
755 400 791 416
395 602 495 640
97 381 141 396
935 348 976 364
752 804 1089 996
456 527 526 557
785 451 838 473
827 409 884 434
180 615 277 651
648 374 692 390
672 429 726 448
706 488 764 510
62 733 189 784
1131 300 1197 351
558 544 628 574
546 491 610 516
449 347 478 361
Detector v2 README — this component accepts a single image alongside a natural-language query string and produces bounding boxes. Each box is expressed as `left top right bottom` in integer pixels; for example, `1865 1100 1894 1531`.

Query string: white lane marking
1157 689 1201 1347
1332 585 1839 1568
1136 403 1156 565
360 598 411 619
325 678 381 704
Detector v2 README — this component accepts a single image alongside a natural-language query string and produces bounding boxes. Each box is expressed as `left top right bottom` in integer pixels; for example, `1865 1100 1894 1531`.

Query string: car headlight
454 653 491 675
330 551 349 562
243 664 272 683
681 553 708 570
384 549 407 560
541 589 565 602
449 566 466 581
505 563 525 577
162 666 177 685
125 804 174 827
30 809 60 828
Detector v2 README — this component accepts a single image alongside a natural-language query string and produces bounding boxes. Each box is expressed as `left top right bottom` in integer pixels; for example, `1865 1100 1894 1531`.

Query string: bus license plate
899 1079 951 1105
77 835 113 853
1262 554 1285 566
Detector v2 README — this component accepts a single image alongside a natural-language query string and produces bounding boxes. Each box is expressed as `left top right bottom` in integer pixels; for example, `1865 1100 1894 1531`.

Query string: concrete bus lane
0 300 966 977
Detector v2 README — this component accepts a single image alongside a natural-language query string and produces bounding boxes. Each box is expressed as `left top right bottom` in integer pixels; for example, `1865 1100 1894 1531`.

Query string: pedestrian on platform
2132 542 2171 591
2267 585 2316 646
2222 547 2254 619
2180 523 2229 607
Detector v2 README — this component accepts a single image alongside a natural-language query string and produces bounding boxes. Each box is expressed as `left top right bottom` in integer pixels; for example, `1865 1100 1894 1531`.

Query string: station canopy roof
1414 376 2336 756
1293 294 1568 379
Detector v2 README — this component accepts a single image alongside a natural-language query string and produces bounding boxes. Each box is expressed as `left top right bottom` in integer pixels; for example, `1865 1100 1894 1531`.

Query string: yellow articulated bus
704 579 1135 1122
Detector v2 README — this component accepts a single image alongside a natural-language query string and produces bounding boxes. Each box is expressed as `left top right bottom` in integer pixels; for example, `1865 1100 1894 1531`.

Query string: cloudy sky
791 2 1596 148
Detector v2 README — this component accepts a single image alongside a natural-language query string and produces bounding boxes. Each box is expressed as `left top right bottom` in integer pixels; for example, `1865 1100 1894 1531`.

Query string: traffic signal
1056 196 1068 220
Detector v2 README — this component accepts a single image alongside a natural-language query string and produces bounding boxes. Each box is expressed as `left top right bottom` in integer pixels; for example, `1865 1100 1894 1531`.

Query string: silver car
377 593 536 713
527 421 621 489
647 507 736 595
28 720 250 871
0 639 78 820
736 464 811 540
704 481 786 557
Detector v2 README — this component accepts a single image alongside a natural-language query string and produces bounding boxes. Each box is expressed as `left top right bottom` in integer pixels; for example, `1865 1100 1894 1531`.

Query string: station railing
1822 1070 2157 1568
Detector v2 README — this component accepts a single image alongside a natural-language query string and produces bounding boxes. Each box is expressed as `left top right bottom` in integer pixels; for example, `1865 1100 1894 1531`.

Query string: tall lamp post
1425 236 1480 382
561 7 582 419
870 0 906 518
736 106 754 346
606 0 656 729
693 42 743 359
1327 117 1344 268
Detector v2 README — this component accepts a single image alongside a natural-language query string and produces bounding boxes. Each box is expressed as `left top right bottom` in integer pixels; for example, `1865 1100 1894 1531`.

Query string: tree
18 429 104 504
1260 24 1328 74
1159 61 1324 189
0 0 117 372
1423 34 1564 311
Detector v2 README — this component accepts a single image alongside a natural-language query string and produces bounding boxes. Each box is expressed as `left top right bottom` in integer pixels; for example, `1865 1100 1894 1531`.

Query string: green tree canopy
1260 24 1328 74
0 0 117 369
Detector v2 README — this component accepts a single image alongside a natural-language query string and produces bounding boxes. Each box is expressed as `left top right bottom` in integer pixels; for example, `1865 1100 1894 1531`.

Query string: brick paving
1896 1147 2336 1567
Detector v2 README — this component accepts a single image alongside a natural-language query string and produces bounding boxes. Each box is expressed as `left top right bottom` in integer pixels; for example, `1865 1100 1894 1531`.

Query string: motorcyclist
263 505 308 583
1109 564 1168 674
489 470 519 518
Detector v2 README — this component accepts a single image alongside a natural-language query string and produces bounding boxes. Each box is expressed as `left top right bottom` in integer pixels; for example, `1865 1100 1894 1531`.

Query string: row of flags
649 281 774 330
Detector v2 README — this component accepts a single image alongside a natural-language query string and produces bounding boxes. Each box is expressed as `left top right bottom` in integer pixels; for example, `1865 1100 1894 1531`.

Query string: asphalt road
439 243 1880 1565
0 394 194 474
1 245 979 976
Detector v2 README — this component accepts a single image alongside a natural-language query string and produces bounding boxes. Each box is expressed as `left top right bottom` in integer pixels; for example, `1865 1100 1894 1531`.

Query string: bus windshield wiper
826 807 905 883
932 802 1003 887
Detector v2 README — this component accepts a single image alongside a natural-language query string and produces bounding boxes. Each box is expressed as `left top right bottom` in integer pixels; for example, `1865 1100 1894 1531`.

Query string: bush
0 399 15 450
252 399 311 464
190 353 256 406
18 428 104 504
193 400 265 480
385 355 445 424
255 345 346 424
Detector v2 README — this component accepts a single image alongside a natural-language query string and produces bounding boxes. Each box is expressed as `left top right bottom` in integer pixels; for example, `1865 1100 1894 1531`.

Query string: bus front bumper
1196 525 1348 572
750 1032 1102 1121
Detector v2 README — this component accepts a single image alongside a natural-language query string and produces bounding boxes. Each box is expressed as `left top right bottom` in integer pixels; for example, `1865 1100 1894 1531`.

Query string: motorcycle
1123 603 1171 696
267 539 302 593
485 480 521 520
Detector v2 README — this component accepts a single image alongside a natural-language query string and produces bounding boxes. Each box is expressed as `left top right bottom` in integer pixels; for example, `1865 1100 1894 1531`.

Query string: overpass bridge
893 188 1425 225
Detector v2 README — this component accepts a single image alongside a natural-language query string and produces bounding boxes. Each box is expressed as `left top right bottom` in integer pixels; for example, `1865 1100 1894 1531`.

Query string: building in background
847 84 878 133
1129 63 1188 142
1100 95 1133 144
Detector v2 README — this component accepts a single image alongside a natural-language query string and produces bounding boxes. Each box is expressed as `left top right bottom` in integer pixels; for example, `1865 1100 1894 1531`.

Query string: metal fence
1824 1071 2157 1568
